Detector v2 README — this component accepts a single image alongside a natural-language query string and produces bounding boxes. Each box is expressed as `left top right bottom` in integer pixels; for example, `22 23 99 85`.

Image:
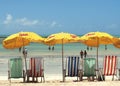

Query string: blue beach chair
8 57 25 82
63 56 80 81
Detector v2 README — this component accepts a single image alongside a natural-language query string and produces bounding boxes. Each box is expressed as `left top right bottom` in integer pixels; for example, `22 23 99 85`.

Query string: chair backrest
29 57 43 77
103 56 117 75
9 58 23 78
66 56 80 77
83 58 96 76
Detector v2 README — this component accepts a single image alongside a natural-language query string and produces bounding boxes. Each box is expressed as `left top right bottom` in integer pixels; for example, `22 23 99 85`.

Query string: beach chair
79 58 97 81
99 55 120 81
8 57 25 82
27 57 45 82
63 56 80 81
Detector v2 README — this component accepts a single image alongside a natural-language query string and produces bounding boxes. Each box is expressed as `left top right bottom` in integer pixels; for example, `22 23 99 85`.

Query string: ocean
0 37 120 77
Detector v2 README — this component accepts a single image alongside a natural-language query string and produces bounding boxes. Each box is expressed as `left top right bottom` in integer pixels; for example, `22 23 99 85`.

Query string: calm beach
0 41 120 80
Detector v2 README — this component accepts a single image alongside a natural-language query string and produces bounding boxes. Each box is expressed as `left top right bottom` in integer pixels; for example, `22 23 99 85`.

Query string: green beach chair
79 58 96 81
8 57 25 82
63 56 80 81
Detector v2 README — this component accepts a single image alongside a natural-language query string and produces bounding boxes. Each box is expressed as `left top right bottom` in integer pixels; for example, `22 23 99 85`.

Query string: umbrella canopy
113 38 120 48
80 31 116 70
44 32 80 82
3 31 44 49
80 31 114 47
44 32 80 45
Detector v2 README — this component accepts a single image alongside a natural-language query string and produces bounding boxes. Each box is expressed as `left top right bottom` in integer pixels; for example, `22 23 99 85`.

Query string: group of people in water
80 45 107 59
80 50 87 59
20 46 88 59
48 46 54 51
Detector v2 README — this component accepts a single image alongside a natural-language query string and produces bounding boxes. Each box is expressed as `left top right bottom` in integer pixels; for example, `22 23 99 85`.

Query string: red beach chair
27 57 45 82
99 55 120 81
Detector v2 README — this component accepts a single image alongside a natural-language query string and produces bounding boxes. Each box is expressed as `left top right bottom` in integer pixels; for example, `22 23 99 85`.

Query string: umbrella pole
23 47 27 81
62 39 64 82
24 55 27 74
97 47 98 69
96 37 99 70
96 38 99 79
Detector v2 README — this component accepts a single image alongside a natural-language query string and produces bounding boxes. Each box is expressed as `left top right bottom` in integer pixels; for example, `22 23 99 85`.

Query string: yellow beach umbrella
17 32 44 43
3 33 29 49
44 32 80 81
80 31 116 69
80 31 114 47
3 31 44 49
44 32 80 45
113 38 120 48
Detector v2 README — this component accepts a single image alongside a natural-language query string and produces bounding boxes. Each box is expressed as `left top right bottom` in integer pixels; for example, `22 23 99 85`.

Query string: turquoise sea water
0 38 120 77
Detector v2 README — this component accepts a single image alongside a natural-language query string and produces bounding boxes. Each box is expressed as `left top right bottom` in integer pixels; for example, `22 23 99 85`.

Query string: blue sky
0 0 120 36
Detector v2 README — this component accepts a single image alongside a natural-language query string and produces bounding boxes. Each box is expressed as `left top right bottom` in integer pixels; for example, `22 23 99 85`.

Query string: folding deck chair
63 56 80 81
8 57 25 82
79 58 97 81
27 57 45 82
99 55 120 81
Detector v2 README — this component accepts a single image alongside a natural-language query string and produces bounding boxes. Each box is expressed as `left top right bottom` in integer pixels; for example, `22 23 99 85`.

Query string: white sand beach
1 80 120 86
0 75 120 86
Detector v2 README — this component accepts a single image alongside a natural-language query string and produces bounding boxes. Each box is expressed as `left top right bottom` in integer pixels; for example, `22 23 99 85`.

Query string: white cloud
105 24 120 29
3 14 12 24
50 21 62 28
106 24 118 29
3 14 62 28
16 18 39 26
51 21 57 27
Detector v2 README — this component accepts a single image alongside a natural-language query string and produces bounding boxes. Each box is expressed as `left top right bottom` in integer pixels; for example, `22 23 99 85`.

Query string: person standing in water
23 47 28 56
80 50 83 59
84 50 87 58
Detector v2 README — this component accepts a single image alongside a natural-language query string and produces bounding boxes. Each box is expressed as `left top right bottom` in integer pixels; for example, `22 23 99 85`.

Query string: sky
0 0 120 36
